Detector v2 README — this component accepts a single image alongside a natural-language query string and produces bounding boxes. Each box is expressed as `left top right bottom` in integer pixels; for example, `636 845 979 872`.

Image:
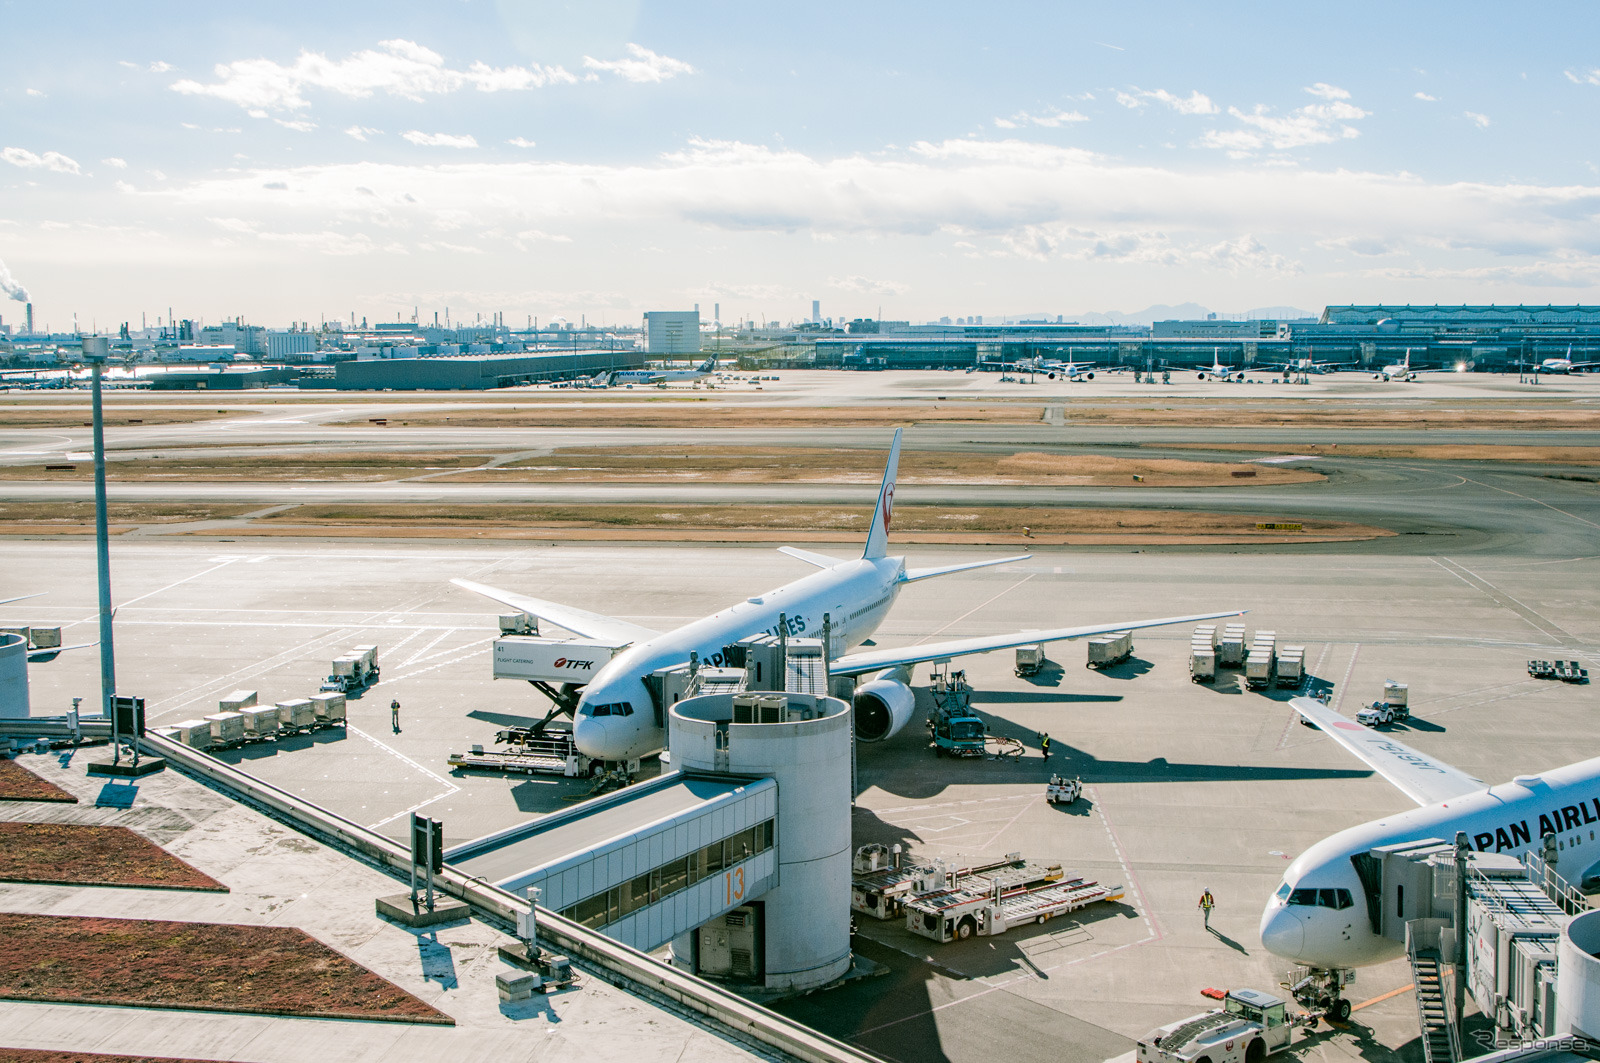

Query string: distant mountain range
1002 303 1318 327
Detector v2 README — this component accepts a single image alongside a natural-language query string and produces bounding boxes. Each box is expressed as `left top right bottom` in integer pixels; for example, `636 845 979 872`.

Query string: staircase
1406 921 1460 1063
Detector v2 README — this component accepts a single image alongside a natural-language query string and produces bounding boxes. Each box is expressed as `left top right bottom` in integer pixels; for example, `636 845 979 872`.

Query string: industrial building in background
643 310 702 355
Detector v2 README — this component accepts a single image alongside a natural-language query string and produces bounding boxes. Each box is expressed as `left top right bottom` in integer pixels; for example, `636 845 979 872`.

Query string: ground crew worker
1199 888 1215 929
390 699 401 733
1040 733 1051 759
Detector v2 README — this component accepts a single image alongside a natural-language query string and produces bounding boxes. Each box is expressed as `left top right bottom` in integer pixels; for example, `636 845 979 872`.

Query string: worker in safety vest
1040 733 1051 759
390 699 401 733
1199 888 1215 929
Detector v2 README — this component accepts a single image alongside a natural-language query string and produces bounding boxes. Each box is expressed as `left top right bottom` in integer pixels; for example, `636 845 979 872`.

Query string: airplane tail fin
698 355 716 373
862 429 902 559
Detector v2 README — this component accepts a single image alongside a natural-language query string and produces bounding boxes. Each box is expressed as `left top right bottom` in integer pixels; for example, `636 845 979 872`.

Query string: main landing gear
1286 965 1355 1022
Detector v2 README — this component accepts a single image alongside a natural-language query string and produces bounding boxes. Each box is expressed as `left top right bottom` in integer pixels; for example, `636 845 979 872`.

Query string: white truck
322 645 379 693
1244 631 1276 690
1274 646 1304 689
1045 775 1082 804
1137 989 1298 1063
1355 680 1410 727
1014 644 1046 677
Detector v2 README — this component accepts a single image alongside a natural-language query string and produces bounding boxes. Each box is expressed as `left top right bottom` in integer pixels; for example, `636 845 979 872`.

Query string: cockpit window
583 702 633 718
1288 887 1353 909
1275 883 1292 903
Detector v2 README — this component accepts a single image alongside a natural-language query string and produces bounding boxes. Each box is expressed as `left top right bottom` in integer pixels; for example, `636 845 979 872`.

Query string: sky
4 0 1600 330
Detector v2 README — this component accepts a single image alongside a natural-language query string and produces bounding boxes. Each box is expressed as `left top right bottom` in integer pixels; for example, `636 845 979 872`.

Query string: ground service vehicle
927 668 985 756
1015 644 1045 676
1136 989 1297 1063
1046 775 1082 804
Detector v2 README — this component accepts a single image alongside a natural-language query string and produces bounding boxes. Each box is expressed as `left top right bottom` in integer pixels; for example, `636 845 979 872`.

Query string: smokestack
26 303 33 336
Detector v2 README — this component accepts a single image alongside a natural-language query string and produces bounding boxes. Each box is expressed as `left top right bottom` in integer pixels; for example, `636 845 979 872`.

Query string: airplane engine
1197 373 1207 380
853 668 916 742
1084 372 1094 380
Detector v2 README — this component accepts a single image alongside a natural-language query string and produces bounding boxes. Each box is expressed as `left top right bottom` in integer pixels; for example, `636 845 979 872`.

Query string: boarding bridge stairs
1406 919 1460 1063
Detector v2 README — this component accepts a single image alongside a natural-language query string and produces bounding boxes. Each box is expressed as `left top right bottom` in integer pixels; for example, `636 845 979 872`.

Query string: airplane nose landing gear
1285 966 1356 1022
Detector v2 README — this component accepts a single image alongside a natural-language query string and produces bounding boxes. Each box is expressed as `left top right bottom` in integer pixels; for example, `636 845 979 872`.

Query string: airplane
1371 349 1455 382
1534 346 1600 375
454 429 1243 763
1258 695 1600 1020
1167 349 1249 382
1271 357 1356 377
606 354 718 386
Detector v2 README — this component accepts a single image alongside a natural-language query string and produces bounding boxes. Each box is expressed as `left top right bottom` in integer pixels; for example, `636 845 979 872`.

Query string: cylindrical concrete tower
1557 907 1600 1039
671 691 852 994
0 632 30 719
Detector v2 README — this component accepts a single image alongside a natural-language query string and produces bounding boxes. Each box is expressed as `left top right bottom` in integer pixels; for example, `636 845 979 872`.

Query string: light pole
83 337 115 722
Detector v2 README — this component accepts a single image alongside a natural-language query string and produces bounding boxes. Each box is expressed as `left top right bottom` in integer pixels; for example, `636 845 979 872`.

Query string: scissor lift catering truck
904 867 1123 942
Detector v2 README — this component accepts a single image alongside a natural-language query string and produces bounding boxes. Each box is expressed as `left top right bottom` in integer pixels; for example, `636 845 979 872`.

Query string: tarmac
6 535 1599 1063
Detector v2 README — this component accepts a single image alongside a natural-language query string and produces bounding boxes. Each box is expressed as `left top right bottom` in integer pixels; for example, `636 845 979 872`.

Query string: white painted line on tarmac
401 629 451 666
348 724 461 829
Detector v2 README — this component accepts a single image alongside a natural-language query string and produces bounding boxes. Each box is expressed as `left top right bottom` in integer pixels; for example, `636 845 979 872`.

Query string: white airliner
1273 357 1355 376
1022 355 1106 381
1371 350 1454 382
1168 350 1248 382
607 354 717 386
455 430 1241 762
1259 696 1600 1018
1536 347 1599 374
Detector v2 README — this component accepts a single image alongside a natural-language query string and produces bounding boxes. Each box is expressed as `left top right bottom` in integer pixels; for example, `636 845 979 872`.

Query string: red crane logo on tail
882 484 894 532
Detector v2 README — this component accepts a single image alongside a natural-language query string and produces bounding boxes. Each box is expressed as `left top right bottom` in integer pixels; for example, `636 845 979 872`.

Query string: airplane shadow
468 709 543 728
970 691 1123 704
1391 717 1446 734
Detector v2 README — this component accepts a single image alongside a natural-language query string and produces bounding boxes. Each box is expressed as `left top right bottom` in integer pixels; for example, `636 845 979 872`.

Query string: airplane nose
1260 905 1305 960
574 715 631 762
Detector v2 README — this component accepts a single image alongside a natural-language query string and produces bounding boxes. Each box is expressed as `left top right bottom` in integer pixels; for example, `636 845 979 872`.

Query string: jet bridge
447 772 779 954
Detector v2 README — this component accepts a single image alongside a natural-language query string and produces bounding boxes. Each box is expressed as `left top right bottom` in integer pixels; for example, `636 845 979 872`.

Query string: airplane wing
0 593 44 608
902 554 1031 583
451 579 660 643
28 641 95 661
831 609 1244 677
778 546 845 569
1289 697 1483 807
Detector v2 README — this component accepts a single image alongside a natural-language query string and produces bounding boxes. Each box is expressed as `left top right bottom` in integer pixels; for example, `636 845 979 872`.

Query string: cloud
1117 88 1218 115
828 274 910 296
149 61 173 73
994 108 1089 129
1202 94 1370 154
345 126 381 141
1566 69 1600 86
1 147 82 174
141 136 1600 286
1465 111 1491 128
25 88 43 98
1304 83 1350 100
169 39 576 111
507 137 537 148
1414 91 1438 101
402 131 478 148
0 257 29 302
582 44 693 84
275 118 317 132
102 157 128 169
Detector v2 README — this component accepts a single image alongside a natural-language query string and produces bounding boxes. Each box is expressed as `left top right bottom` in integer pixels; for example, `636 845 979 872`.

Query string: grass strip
0 913 451 1024
0 760 77 803
0 823 228 892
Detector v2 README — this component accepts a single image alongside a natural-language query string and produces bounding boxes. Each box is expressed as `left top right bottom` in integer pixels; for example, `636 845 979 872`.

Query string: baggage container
499 613 537 635
172 719 214 750
1275 647 1304 688
205 711 246 746
241 706 280 736
311 692 346 723
1245 648 1276 690
1192 623 1218 648
331 655 362 679
28 626 61 650
277 698 316 731
352 645 378 669
1218 625 1247 667
1014 644 1045 677
1086 631 1133 669
1383 680 1408 708
1190 649 1216 682
218 689 258 712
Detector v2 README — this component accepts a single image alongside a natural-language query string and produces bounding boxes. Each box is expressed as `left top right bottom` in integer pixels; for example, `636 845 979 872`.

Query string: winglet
862 429 902 559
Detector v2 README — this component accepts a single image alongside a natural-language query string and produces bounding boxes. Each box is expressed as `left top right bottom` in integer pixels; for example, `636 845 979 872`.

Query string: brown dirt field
1059 399 1600 431
0 452 495 482
0 760 78 803
247 502 1388 545
0 408 238 428
1158 442 1600 464
0 913 451 1024
444 446 1320 487
0 823 227 891
0 1050 207 1063
329 403 1046 428
0 503 257 530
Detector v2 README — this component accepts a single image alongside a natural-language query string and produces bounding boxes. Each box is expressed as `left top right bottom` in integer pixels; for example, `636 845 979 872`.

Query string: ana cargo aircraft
607 354 717 386
1259 696 1600 1019
455 430 1241 762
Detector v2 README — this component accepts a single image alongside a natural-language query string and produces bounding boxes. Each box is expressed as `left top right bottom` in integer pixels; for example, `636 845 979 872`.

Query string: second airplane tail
862 429 902 559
